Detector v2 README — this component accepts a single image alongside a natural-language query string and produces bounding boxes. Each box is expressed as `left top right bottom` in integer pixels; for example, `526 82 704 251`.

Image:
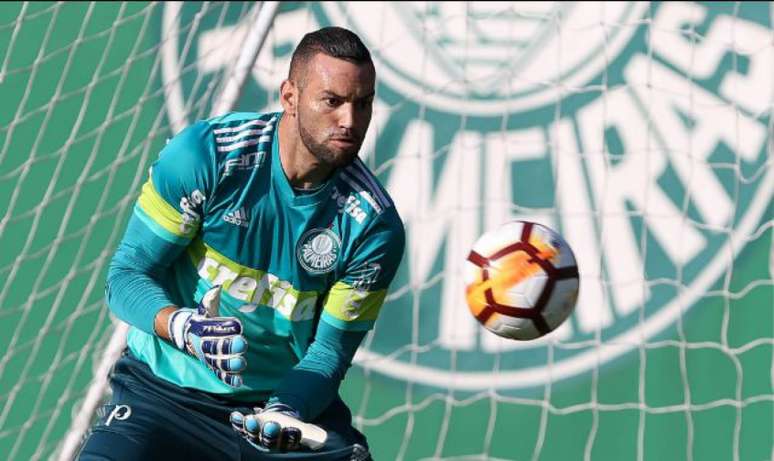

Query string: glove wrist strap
263 402 301 419
167 308 193 350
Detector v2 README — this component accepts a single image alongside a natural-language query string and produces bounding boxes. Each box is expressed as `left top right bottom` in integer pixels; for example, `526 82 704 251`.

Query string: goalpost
0 2 772 460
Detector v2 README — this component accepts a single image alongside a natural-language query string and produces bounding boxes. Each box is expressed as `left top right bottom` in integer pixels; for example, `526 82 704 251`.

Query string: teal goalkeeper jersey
121 111 405 401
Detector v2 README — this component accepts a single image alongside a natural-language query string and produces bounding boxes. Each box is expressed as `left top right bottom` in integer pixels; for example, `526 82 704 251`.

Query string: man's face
295 53 375 169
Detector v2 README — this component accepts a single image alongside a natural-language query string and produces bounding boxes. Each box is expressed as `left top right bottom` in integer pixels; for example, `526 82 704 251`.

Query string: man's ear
280 79 298 116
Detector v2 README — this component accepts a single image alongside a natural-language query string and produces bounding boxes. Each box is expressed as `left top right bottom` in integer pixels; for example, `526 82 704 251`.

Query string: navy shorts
77 351 370 461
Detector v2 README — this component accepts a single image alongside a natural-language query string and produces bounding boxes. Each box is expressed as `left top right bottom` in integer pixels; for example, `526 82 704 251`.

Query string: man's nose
337 103 355 129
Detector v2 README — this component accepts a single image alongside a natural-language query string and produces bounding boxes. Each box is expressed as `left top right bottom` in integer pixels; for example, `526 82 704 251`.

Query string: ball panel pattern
465 221 579 340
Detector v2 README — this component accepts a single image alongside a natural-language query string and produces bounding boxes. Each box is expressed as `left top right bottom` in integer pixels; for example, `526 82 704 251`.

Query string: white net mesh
0 2 772 460
0 3 168 459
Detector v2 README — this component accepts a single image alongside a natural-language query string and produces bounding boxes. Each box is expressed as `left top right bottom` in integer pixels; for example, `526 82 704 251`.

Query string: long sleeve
271 210 406 421
105 121 216 333
269 321 366 421
106 213 188 334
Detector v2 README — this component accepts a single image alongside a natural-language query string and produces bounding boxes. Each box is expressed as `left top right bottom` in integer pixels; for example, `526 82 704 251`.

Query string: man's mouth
330 137 357 147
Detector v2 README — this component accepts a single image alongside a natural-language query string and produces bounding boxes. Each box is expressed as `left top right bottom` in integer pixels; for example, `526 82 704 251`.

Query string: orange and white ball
465 221 579 340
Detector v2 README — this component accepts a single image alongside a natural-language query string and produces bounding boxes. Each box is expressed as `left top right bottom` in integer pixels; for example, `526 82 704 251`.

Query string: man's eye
325 98 339 107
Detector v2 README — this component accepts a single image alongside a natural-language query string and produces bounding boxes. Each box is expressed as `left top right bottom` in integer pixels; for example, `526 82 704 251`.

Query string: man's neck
278 115 333 190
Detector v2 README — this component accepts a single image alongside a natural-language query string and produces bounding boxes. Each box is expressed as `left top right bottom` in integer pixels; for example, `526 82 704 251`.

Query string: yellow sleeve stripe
321 311 374 331
323 281 386 325
136 179 193 239
133 205 189 245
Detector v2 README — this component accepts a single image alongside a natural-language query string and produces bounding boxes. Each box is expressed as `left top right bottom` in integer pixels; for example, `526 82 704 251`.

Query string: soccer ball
465 221 579 341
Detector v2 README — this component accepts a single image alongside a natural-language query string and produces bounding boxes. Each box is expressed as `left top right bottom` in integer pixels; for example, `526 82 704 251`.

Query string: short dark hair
288 26 373 84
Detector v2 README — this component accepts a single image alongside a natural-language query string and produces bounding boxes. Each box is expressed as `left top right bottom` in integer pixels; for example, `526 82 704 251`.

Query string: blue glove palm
168 286 247 387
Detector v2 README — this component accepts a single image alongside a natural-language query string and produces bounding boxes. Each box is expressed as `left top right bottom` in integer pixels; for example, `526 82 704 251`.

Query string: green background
0 2 771 460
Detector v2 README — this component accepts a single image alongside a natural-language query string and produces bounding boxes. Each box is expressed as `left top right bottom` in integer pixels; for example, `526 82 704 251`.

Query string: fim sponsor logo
297 228 341 275
224 151 266 176
224 207 249 228
180 189 206 234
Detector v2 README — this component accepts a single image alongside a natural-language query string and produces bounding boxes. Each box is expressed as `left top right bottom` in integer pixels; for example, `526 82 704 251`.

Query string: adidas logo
223 207 249 228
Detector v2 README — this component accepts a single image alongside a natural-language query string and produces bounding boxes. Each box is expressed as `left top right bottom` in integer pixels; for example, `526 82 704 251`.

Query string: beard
297 113 360 169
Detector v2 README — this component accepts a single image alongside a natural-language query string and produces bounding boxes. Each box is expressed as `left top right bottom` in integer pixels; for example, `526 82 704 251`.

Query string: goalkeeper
78 26 404 461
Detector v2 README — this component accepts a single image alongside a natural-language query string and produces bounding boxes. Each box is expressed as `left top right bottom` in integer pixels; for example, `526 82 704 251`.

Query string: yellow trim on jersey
323 281 386 324
136 179 194 239
187 239 319 321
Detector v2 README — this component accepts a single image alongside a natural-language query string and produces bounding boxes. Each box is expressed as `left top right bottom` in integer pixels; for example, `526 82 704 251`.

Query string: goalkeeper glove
230 402 327 452
167 285 247 387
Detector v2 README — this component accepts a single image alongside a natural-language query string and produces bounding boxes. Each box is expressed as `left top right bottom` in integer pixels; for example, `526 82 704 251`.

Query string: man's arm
228 322 362 451
231 212 405 451
105 121 213 334
105 121 246 387
269 321 367 419
106 217 247 387
270 213 406 420
105 208 188 335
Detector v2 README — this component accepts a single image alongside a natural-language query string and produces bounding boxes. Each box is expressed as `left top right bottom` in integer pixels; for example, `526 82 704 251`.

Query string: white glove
230 402 328 452
167 286 247 387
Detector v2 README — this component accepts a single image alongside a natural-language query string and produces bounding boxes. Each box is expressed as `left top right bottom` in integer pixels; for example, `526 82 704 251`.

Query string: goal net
1 2 772 460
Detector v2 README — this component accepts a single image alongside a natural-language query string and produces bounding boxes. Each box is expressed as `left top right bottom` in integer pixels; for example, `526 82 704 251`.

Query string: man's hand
230 403 327 452
167 286 247 387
